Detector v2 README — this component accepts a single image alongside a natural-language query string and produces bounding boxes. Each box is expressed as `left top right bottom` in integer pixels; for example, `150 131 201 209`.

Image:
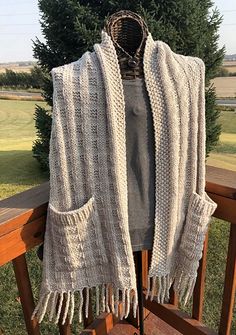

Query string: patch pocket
48 195 107 272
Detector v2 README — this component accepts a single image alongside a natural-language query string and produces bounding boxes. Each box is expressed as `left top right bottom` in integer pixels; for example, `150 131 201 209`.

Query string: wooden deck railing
0 165 235 335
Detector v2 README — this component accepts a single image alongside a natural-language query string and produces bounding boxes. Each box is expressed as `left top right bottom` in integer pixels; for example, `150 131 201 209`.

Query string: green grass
0 250 83 335
181 109 236 331
217 110 236 133
208 110 236 171
0 101 236 334
180 219 236 334
0 100 49 199
0 99 83 334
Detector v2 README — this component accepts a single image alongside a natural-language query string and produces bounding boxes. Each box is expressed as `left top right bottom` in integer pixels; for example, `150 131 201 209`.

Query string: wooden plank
58 296 72 335
208 193 236 224
0 217 45 266
219 223 236 335
127 251 150 329
192 231 209 321
169 285 179 306
141 250 150 319
58 318 71 335
142 250 149 288
127 252 139 328
12 254 40 335
0 181 49 236
80 312 117 335
143 290 217 335
206 165 236 198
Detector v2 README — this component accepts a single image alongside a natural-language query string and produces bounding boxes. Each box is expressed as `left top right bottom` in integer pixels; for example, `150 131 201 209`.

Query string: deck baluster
12 254 40 335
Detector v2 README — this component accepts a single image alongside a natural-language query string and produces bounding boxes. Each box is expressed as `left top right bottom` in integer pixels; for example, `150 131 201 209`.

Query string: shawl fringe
32 269 196 325
31 284 138 324
145 270 196 307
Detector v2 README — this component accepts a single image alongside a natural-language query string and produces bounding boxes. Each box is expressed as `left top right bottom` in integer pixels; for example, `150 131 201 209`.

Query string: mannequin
104 10 156 252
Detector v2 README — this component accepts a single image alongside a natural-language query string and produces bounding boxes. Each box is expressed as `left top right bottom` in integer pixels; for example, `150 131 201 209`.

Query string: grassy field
0 99 82 334
0 99 235 334
182 218 236 333
207 109 236 171
190 108 236 332
0 100 49 200
0 66 33 74
212 60 236 98
212 76 236 98
223 60 236 73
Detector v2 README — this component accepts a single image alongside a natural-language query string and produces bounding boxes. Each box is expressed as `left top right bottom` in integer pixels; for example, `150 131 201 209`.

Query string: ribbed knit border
188 191 218 217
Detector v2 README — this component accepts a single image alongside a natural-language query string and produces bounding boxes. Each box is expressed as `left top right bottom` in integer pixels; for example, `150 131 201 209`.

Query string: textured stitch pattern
32 29 218 324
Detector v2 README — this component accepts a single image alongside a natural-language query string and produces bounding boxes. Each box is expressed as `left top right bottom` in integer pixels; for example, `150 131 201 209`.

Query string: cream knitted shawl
32 29 218 324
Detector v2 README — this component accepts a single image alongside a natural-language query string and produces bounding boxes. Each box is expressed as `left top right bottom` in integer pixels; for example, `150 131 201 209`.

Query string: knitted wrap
32 29 218 324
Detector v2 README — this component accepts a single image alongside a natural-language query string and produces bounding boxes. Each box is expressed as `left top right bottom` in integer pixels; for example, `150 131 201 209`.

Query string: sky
0 0 235 63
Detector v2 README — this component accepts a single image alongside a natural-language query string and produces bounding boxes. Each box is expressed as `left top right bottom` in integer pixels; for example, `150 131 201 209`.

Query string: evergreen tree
32 0 224 172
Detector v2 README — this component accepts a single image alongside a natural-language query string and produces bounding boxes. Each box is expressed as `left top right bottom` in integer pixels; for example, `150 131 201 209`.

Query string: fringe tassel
173 269 197 307
125 289 131 318
146 273 172 303
38 292 51 323
132 289 138 318
114 288 119 317
105 285 110 313
31 292 46 320
96 286 100 316
85 287 89 318
120 288 126 320
49 291 58 321
157 276 162 303
110 286 115 314
101 283 105 312
69 293 75 324
55 292 64 324
145 271 196 307
150 276 157 301
78 290 84 323
145 276 151 300
62 291 70 325
31 283 138 324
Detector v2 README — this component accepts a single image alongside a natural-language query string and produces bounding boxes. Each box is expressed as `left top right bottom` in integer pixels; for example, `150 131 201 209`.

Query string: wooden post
58 294 72 335
12 254 40 335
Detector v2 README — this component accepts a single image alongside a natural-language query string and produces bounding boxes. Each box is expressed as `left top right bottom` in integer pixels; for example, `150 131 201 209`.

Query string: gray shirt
122 77 155 251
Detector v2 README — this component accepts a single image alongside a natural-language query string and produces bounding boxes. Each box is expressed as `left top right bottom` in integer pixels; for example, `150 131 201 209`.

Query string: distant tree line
0 66 44 89
215 67 236 77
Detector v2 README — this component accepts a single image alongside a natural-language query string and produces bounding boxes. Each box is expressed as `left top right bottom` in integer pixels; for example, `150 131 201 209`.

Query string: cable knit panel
32 29 218 324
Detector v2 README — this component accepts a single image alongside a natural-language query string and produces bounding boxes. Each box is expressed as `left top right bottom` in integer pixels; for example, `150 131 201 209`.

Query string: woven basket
104 10 149 79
